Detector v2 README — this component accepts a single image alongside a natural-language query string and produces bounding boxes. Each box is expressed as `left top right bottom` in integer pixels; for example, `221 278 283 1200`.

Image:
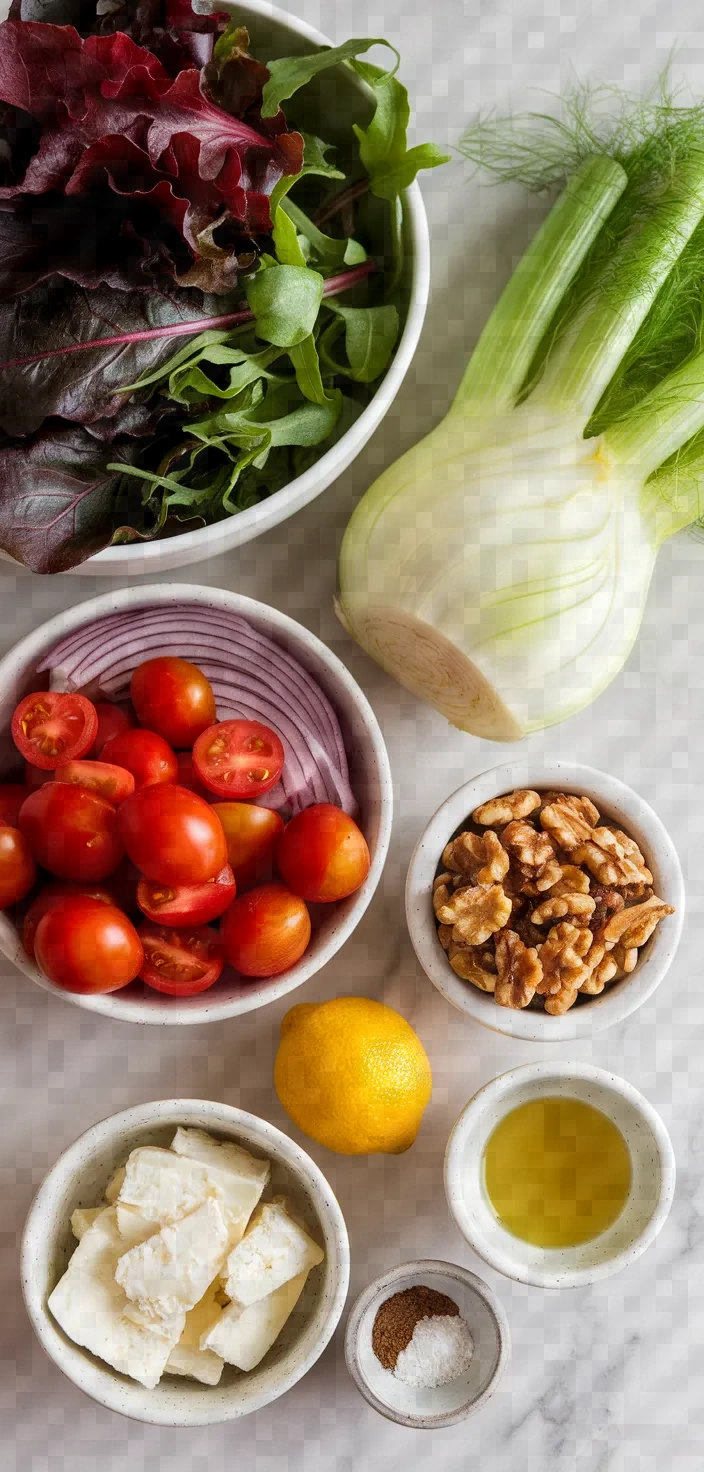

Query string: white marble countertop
3 1 703 1467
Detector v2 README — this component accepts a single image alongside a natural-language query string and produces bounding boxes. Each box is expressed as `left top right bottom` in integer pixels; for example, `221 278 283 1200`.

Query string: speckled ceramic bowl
344 1260 510 1428
21 1099 350 1425
0 583 393 1024
406 760 685 1041
445 1063 676 1289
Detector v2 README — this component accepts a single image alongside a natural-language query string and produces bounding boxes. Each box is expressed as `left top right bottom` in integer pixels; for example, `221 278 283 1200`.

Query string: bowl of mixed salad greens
0 0 444 575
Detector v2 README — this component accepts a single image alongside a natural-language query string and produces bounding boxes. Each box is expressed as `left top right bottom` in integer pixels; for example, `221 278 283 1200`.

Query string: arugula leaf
351 60 451 199
187 383 342 448
272 205 308 269
268 133 345 219
244 263 324 347
282 198 366 268
320 303 399 382
261 38 399 117
289 334 333 406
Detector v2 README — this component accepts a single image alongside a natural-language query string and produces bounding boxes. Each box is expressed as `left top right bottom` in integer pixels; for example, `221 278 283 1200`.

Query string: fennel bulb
338 105 704 738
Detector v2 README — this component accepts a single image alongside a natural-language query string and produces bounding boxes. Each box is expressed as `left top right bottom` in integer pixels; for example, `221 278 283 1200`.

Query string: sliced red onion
38 605 356 817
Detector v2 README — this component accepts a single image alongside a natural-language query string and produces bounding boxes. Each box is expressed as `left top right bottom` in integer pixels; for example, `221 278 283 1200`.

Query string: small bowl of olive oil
444 1062 675 1288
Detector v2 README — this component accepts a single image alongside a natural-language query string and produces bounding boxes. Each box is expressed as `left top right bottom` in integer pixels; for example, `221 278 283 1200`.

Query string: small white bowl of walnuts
406 761 684 1040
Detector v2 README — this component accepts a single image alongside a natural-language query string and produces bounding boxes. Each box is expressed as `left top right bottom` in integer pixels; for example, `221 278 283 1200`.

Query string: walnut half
434 882 512 946
495 930 542 1009
472 790 541 826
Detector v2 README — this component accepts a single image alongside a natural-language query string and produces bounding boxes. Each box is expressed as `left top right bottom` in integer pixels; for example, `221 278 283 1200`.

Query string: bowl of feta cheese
20 1098 350 1425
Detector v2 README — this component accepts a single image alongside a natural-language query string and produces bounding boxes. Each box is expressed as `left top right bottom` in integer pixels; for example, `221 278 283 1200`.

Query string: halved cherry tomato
11 691 98 770
0 783 30 827
276 804 370 902
131 658 216 750
193 720 284 800
90 702 134 758
35 896 143 994
117 784 227 886
22 881 115 959
137 864 236 927
176 751 211 799
100 728 178 790
54 760 135 806
19 782 123 881
222 882 310 977
0 826 36 908
211 802 284 890
138 922 224 995
25 763 49 790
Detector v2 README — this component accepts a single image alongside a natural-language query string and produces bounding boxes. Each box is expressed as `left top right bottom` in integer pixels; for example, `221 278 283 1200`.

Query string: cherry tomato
0 826 36 908
19 782 123 882
54 759 135 806
176 751 211 799
137 864 236 927
90 702 134 757
193 720 284 800
138 922 224 995
222 882 310 977
117 784 227 886
35 896 143 994
11 691 98 770
211 802 284 889
100 728 178 790
276 804 370 903
130 658 216 750
22 881 115 959
0 783 30 827
25 763 49 790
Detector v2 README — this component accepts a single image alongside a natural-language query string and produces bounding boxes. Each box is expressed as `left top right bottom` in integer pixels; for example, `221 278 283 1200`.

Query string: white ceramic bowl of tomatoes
0 584 392 1024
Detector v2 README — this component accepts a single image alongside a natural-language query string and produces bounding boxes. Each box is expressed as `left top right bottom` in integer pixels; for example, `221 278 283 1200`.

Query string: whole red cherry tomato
0 826 36 908
100 728 178 790
54 760 135 806
19 782 123 881
35 896 143 994
0 783 30 828
222 882 310 978
193 720 284 800
137 864 236 928
211 802 284 890
11 691 98 770
130 658 216 750
117 784 227 886
276 804 370 902
22 881 115 958
90 702 134 758
138 922 224 995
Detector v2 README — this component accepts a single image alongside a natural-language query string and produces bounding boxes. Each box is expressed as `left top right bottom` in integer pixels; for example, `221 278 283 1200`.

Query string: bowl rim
65 0 430 576
343 1257 511 1428
21 1097 351 1426
405 759 685 1041
0 582 393 1024
444 1062 676 1289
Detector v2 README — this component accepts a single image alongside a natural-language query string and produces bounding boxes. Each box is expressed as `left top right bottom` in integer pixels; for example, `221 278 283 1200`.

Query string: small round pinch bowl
0 583 392 1024
344 1259 510 1429
21 1099 350 1426
406 759 684 1041
445 1062 676 1290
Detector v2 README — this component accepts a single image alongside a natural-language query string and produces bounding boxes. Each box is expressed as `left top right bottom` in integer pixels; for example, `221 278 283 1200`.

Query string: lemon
274 996 432 1156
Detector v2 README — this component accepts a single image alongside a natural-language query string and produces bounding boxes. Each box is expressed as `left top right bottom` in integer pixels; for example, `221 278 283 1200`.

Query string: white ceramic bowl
0 583 393 1024
445 1062 676 1290
39 1 428 578
344 1259 510 1428
21 1098 350 1425
406 760 685 1041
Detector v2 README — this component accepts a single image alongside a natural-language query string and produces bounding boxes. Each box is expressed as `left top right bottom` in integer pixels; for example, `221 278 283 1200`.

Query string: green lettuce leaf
351 60 451 200
244 263 324 347
320 302 399 382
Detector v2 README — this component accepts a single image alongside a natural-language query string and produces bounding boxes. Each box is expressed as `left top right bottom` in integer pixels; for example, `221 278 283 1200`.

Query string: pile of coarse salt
371 1284 473 1390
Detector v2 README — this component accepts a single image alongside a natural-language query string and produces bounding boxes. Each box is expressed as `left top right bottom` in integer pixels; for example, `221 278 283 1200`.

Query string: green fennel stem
453 155 626 412
535 147 704 420
606 344 704 475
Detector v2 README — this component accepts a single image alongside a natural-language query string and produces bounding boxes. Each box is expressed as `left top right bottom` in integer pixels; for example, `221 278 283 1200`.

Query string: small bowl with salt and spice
406 759 684 1041
344 1260 510 1428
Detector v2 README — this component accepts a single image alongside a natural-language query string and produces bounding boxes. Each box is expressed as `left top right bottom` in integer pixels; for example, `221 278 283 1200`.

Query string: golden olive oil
483 1096 632 1248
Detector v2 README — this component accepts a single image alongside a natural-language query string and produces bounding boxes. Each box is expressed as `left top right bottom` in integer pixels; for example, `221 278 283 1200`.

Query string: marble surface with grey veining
2 0 703 1466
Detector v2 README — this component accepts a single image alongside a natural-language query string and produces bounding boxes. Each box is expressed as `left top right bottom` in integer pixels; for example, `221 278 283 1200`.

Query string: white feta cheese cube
202 1272 308 1371
115 1199 229 1323
71 1206 107 1241
170 1129 270 1245
48 1207 182 1389
117 1147 213 1225
165 1281 225 1386
223 1200 324 1308
116 1204 159 1250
